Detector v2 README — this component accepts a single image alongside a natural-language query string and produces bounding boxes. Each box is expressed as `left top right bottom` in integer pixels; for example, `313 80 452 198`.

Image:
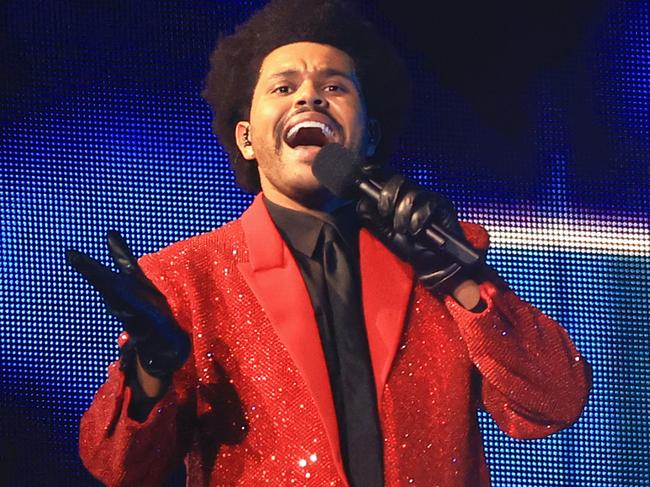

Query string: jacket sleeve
445 223 592 439
78 253 197 487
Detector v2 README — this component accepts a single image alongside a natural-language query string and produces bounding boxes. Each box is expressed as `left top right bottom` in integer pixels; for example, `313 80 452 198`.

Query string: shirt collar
264 196 359 259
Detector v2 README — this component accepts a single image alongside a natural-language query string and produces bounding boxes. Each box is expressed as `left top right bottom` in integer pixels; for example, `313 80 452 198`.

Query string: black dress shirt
265 198 384 487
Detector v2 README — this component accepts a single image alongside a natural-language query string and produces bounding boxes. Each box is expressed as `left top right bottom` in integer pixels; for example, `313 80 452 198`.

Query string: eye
272 85 292 95
324 84 343 93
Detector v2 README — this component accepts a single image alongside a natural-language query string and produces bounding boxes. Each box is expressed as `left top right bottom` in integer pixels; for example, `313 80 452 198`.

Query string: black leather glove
356 174 468 291
66 231 190 379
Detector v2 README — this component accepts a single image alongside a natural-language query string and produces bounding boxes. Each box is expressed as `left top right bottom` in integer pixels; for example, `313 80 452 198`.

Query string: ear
365 118 381 158
235 121 256 160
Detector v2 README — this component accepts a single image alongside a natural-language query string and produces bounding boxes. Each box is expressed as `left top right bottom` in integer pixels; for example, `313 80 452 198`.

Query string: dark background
1 1 648 485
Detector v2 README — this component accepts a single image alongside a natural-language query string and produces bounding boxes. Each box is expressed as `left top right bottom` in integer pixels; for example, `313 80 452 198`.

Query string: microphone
312 143 482 310
312 143 481 267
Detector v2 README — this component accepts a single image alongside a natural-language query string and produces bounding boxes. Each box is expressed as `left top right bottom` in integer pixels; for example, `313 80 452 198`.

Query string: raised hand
66 231 190 379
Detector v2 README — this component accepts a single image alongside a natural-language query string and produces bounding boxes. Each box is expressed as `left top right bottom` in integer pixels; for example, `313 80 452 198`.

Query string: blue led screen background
1 1 648 486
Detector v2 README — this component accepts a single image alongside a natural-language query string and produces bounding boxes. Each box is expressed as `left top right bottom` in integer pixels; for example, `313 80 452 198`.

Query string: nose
294 82 327 109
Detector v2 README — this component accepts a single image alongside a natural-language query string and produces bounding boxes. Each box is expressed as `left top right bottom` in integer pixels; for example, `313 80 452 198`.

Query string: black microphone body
313 144 481 268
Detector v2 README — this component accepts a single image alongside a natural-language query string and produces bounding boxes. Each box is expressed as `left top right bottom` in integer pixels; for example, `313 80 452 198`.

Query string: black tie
320 223 384 487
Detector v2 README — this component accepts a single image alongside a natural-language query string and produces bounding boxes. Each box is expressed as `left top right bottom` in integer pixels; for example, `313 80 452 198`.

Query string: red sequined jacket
79 194 591 486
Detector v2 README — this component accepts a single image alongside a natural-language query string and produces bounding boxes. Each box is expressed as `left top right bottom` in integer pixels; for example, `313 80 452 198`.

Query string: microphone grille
312 143 362 198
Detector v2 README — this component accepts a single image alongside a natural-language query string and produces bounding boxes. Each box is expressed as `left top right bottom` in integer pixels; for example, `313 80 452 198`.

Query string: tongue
287 127 328 148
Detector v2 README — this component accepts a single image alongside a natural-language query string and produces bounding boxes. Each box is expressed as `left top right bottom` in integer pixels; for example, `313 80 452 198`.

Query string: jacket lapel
359 229 414 407
360 221 488 405
237 194 346 482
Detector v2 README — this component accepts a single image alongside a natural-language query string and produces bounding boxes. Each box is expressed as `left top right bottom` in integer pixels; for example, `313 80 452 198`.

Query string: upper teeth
287 121 334 140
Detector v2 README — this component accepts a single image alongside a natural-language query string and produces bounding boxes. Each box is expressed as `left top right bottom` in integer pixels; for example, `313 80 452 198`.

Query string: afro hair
202 0 411 193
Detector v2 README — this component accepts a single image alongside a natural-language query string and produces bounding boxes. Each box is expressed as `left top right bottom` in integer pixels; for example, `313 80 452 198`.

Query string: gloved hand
356 174 469 291
66 231 190 379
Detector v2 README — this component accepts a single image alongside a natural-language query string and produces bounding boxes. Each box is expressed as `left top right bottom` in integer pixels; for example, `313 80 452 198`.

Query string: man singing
69 0 591 485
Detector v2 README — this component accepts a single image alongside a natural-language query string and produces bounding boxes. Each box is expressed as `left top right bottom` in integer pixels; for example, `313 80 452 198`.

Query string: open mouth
284 121 338 148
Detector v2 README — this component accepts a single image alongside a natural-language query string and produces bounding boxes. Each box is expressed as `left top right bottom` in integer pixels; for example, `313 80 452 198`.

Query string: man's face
236 42 378 210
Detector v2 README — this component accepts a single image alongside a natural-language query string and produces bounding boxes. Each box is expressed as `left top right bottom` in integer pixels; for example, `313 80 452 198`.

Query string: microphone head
312 143 362 199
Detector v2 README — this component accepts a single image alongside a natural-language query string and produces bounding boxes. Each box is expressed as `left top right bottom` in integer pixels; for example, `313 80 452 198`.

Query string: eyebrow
266 68 356 83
